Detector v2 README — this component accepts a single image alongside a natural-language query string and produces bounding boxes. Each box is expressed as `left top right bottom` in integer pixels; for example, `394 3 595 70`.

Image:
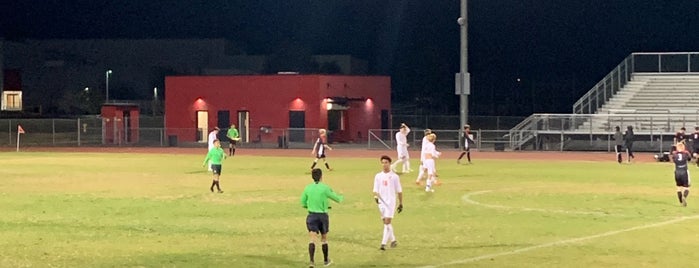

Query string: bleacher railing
572 52 699 115
508 113 699 152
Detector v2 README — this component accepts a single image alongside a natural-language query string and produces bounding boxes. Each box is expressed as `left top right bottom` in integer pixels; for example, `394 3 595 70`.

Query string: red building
164 75 391 144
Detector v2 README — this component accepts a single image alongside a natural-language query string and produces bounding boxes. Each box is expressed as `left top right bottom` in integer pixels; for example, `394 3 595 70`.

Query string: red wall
165 75 391 143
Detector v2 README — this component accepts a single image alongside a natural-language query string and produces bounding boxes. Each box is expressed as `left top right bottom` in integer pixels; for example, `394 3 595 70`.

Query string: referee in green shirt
226 124 240 156
202 139 226 193
300 168 343 267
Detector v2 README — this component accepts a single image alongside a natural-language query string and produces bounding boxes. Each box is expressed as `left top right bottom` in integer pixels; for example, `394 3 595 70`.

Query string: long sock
325 162 331 170
387 223 395 242
467 152 471 162
684 189 690 198
382 224 390 245
215 181 221 191
311 161 317 169
617 153 622 163
457 152 465 161
677 191 683 203
416 167 424 182
321 243 328 262
404 160 411 172
210 181 216 192
392 159 402 171
425 177 433 190
232 148 236 156
229 148 232 156
308 243 315 262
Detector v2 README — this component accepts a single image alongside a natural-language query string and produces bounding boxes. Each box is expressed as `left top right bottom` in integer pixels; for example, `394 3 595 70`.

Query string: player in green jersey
203 139 226 193
300 169 343 267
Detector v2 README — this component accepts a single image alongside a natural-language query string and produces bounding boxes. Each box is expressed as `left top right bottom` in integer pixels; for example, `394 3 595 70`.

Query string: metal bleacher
509 52 699 151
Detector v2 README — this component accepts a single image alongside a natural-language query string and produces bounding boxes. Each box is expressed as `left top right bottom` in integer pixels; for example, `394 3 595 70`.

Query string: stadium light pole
105 69 113 103
456 0 470 146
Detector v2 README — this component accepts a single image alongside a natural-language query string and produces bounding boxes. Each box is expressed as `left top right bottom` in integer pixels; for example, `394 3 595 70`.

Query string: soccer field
1 150 697 267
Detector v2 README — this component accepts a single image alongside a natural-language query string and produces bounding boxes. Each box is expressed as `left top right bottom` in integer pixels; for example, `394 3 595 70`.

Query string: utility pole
456 0 470 146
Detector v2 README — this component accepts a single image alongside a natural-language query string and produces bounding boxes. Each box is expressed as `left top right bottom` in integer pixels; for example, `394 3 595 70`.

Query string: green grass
1 152 697 267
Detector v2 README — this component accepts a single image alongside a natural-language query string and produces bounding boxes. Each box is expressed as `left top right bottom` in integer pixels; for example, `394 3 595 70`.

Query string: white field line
462 190 621 216
418 214 699 268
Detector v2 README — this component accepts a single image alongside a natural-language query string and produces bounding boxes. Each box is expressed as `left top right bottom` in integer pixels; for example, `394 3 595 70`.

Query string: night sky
3 1 699 116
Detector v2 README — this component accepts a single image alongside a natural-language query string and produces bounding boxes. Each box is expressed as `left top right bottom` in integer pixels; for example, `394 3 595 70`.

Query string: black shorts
614 145 623 153
675 170 690 187
306 213 329 234
229 140 237 146
316 153 326 159
211 164 222 175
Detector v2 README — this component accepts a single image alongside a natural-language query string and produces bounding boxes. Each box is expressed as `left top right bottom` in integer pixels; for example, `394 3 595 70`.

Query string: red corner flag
18 125 25 134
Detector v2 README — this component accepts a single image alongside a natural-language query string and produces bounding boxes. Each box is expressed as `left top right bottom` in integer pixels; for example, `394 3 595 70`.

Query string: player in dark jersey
310 129 333 171
672 142 691 207
672 127 687 152
692 127 699 165
457 124 475 164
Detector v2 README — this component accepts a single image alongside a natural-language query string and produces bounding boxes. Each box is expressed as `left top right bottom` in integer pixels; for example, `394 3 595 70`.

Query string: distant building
0 38 368 115
165 74 390 144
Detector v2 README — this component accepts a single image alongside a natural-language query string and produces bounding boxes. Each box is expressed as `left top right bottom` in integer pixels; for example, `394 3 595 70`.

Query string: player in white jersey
423 133 441 192
415 129 432 185
391 123 411 173
373 155 403 251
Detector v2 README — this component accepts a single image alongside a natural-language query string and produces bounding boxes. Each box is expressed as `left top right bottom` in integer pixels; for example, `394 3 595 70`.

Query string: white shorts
378 203 396 219
423 159 436 175
397 146 409 159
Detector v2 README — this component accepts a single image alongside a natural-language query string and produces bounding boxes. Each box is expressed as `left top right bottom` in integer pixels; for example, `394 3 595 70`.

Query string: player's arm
202 152 211 166
311 140 318 154
397 191 403 213
300 190 308 209
372 177 380 204
327 188 344 203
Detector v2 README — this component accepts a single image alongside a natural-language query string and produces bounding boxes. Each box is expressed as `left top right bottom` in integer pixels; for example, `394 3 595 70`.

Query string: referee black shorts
306 212 329 234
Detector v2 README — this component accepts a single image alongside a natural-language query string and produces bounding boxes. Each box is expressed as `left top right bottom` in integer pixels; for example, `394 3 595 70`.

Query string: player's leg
379 203 395 250
391 152 403 172
212 165 223 193
615 145 622 163
311 157 319 170
231 141 237 156
457 150 465 164
307 215 319 267
466 147 471 163
403 154 411 173
416 163 427 185
322 157 332 171
319 214 331 266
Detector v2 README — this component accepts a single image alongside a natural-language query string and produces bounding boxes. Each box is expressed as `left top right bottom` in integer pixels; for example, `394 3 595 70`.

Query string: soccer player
311 129 333 171
623 125 635 162
373 155 403 251
671 142 691 207
202 139 226 193
226 124 240 156
672 127 687 152
613 126 624 163
207 127 220 171
391 123 411 173
457 124 475 164
423 133 441 192
301 168 344 267
415 129 432 185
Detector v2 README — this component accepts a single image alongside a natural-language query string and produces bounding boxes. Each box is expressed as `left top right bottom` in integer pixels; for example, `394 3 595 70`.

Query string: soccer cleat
390 241 398 248
324 260 333 266
217 190 224 193
210 188 214 193
308 261 315 268
380 245 386 251
682 197 688 207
